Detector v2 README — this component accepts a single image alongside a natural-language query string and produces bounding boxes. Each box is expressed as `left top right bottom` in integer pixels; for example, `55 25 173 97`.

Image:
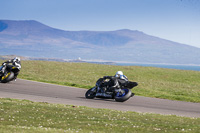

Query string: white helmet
115 71 123 78
13 57 20 62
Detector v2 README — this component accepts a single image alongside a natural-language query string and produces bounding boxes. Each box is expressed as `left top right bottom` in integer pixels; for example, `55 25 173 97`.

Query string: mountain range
0 20 200 65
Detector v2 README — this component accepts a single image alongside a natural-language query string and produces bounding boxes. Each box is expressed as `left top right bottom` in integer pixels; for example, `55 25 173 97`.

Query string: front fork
115 88 126 97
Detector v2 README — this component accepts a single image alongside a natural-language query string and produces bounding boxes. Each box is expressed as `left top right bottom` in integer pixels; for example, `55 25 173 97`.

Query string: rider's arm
2 59 12 66
103 76 119 88
103 76 113 80
4 59 13 64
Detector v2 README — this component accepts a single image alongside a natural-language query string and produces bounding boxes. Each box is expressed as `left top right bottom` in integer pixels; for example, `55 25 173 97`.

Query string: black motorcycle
0 63 19 83
85 77 138 102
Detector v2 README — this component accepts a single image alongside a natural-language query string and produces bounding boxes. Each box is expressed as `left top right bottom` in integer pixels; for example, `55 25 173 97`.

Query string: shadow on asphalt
77 97 116 102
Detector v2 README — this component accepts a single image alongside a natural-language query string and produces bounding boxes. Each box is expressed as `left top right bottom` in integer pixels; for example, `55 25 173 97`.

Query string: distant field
1 59 200 102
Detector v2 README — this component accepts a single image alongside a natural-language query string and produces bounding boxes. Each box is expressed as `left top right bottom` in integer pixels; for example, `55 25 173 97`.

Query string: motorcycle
85 77 138 102
0 63 19 83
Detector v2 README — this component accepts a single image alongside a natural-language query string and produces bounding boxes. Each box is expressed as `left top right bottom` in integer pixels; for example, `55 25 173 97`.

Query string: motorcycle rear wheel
85 88 96 99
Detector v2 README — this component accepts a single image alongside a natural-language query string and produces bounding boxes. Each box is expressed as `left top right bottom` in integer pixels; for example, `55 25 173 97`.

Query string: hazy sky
0 0 200 48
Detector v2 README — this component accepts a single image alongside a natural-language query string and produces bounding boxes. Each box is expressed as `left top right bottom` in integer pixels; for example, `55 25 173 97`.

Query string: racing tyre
1 71 14 83
115 88 132 102
85 88 96 99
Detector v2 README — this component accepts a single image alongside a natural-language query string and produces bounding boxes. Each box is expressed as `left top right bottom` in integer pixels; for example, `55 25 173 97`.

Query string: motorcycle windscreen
126 81 138 88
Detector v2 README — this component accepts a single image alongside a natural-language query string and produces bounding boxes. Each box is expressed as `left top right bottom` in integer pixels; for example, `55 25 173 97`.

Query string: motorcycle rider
1 57 21 81
114 71 128 82
103 71 129 92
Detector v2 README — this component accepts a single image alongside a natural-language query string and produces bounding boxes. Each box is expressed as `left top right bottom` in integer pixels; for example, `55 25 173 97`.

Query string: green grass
0 98 200 133
1 59 200 102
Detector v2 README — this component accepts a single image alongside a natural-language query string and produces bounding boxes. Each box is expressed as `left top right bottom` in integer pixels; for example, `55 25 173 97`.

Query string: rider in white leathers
2 57 21 80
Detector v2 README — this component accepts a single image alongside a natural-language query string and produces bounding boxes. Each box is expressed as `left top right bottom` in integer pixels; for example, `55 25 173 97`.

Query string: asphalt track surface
0 79 200 118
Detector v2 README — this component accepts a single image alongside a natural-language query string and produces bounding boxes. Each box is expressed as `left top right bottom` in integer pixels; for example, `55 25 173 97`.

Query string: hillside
0 20 200 64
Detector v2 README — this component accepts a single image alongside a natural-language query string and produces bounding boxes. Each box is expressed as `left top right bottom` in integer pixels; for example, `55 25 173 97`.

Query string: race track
0 79 200 118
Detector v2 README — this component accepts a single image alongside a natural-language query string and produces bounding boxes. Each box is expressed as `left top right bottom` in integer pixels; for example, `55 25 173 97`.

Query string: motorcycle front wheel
115 88 132 102
1 71 14 83
85 87 96 99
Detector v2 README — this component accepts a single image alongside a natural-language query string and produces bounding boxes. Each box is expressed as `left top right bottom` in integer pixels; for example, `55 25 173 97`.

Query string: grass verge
0 98 200 133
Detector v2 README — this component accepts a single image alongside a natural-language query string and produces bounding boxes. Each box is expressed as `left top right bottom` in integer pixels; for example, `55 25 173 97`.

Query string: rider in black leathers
103 71 130 92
